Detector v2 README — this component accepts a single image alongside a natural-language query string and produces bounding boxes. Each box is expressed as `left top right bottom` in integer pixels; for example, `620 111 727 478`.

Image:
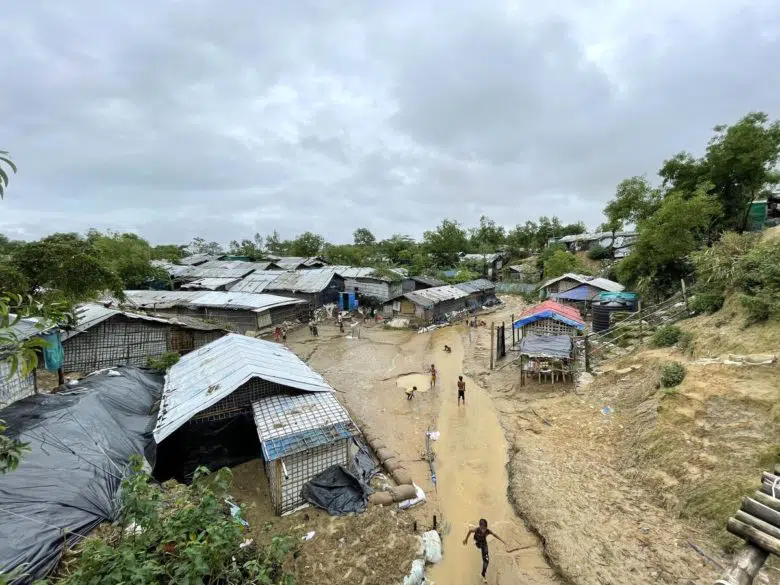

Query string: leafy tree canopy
423 219 469 268
353 227 376 247
289 231 325 257
87 230 166 289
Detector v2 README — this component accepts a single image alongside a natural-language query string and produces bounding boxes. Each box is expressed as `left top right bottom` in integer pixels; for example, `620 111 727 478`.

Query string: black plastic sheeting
153 412 262 483
349 437 379 485
519 334 573 358
300 465 369 516
0 367 162 584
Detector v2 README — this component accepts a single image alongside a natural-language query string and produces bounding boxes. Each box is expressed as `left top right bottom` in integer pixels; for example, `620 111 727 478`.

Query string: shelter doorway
153 413 262 483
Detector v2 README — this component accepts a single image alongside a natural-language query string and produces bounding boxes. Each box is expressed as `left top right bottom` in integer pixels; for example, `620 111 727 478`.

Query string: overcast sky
1 1 778 246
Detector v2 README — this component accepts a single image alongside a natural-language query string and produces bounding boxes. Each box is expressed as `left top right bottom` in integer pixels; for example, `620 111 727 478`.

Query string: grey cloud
0 0 778 245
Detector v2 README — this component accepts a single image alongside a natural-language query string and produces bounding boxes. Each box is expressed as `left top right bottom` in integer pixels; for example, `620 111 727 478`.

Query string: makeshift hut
409 275 446 292
550 277 625 314
121 290 308 333
268 256 329 270
153 334 358 515
454 279 499 309
518 335 575 385
513 300 585 338
60 303 227 375
459 253 506 280
337 267 407 304
228 268 345 310
0 367 162 583
0 316 61 407
385 284 469 322
538 273 591 298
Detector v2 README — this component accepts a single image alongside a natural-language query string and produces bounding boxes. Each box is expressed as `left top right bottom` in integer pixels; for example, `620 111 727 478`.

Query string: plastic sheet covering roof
187 291 306 311
0 367 162 582
454 279 496 294
519 334 573 358
513 300 585 330
252 392 357 460
402 284 469 307
551 284 591 301
180 277 243 291
154 334 334 442
460 253 503 263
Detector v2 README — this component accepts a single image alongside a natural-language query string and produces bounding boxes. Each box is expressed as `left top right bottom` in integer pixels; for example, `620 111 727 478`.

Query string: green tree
423 219 469 267
88 230 165 289
604 176 663 228
353 227 376 247
186 237 223 256
469 215 506 252
289 231 325 257
0 151 17 199
150 244 184 262
543 249 579 279
11 233 123 302
616 188 722 295
323 243 369 266
228 232 265 257
265 230 291 255
0 234 24 257
377 234 417 265
0 262 28 295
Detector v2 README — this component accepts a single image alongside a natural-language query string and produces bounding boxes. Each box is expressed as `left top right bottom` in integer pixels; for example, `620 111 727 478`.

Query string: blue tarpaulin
513 311 584 330
551 284 591 301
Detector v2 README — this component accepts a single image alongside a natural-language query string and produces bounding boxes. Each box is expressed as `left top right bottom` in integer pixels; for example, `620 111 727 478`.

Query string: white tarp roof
154 334 333 442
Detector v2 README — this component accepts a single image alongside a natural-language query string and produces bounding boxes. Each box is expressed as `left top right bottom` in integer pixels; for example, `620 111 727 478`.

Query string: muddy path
428 327 557 585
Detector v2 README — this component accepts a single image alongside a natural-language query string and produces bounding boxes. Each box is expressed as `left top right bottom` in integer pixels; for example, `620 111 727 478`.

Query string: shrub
677 331 694 354
146 352 181 372
734 239 780 323
587 245 611 260
660 361 686 388
41 457 294 585
653 325 682 347
690 292 725 314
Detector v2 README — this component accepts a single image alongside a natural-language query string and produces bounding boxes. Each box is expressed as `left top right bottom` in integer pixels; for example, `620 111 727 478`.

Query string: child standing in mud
430 364 437 388
457 375 466 405
463 519 506 582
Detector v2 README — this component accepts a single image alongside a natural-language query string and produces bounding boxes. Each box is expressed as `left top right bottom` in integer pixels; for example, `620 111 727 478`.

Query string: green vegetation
586 245 610 261
39 458 294 585
146 352 181 372
0 150 17 199
653 325 682 347
660 361 686 388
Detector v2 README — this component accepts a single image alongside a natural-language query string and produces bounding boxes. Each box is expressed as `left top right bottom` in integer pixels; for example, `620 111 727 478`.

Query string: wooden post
638 300 643 343
681 279 689 313
489 322 495 370
584 336 591 372
715 545 769 585
57 366 65 387
510 314 515 346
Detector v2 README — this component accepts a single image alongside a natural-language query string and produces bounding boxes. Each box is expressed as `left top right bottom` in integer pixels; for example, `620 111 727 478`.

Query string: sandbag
383 457 401 472
403 559 425 585
369 439 386 451
392 469 413 486
421 530 442 564
391 484 418 502
376 448 394 462
368 491 394 506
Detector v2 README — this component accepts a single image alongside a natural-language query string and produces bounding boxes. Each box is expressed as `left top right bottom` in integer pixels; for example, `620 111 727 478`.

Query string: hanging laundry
40 332 64 372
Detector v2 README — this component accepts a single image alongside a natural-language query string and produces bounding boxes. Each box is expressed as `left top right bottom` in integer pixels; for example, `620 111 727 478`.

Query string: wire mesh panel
0 359 36 407
191 378 284 423
275 439 349 514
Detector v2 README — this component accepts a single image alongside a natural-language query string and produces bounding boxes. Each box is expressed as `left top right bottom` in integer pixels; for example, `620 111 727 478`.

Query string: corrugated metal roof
179 267 258 280
5 315 57 342
226 271 286 293
265 268 342 294
252 393 356 460
188 291 306 312
540 273 591 290
514 300 585 329
122 290 209 309
154 334 334 442
460 253 504 263
179 253 219 266
554 231 637 244
180 277 243 291
403 284 469 307
455 279 496 294
269 256 328 270
61 302 225 340
585 278 625 292
411 275 447 287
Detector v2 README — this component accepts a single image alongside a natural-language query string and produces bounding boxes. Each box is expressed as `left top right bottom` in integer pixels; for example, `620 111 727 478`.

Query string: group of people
272 326 287 343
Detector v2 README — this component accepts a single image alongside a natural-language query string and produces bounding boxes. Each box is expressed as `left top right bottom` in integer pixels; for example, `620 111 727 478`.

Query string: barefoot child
405 385 417 400
463 519 506 582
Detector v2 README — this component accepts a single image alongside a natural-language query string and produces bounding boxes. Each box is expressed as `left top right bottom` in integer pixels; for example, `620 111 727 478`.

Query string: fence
495 282 536 295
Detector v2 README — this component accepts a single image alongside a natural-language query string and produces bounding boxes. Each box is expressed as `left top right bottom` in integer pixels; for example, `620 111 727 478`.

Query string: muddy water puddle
396 373 432 393
428 328 556 585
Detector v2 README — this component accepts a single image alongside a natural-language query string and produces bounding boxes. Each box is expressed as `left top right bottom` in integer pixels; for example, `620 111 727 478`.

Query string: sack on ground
383 457 401 472
368 491 394 506
392 469 413 486
422 530 442 564
368 438 385 451
391 484 418 502
376 448 395 463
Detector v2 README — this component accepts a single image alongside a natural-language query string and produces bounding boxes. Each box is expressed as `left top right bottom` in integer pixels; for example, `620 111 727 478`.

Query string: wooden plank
727 517 780 556
714 545 768 585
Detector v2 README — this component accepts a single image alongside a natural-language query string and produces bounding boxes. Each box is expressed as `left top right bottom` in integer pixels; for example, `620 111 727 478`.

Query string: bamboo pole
489 322 495 370
741 497 780 529
715 545 768 585
735 510 780 540
726 517 780 556
753 491 780 513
